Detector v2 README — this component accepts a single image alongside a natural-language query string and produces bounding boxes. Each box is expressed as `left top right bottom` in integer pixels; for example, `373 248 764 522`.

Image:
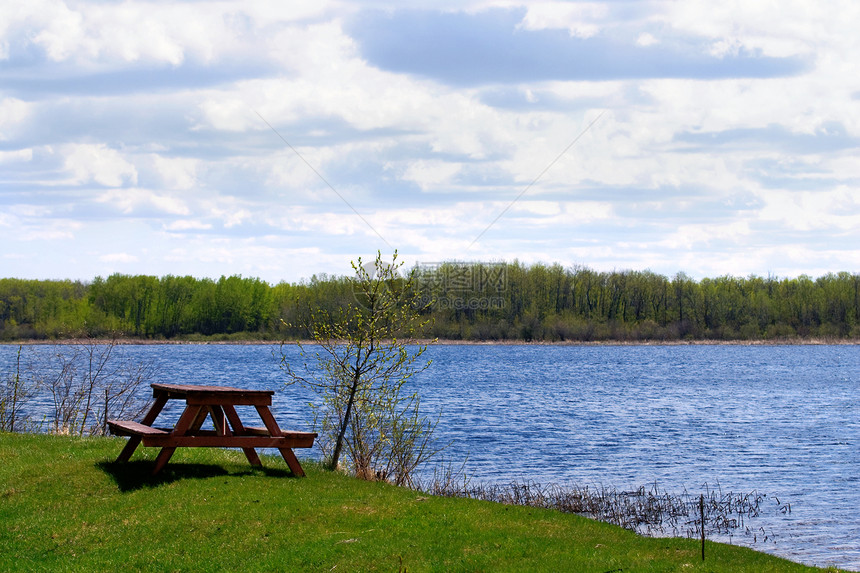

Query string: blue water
2 343 858 570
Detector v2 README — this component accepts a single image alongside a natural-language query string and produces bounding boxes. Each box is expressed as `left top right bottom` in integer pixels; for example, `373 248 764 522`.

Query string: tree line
2 262 860 342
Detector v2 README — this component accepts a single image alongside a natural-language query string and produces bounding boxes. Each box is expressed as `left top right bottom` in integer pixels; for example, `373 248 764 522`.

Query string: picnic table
108 383 316 476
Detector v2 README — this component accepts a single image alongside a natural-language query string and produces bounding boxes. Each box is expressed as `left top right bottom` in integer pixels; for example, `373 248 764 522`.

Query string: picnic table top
150 383 276 406
151 382 275 396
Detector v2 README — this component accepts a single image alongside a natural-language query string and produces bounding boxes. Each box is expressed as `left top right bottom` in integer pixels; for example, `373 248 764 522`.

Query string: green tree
278 252 438 483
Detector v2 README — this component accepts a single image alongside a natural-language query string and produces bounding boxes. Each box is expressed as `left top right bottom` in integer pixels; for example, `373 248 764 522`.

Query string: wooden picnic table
108 383 316 476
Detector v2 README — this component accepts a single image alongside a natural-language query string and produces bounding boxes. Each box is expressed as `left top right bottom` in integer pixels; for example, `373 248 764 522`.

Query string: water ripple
2 343 858 570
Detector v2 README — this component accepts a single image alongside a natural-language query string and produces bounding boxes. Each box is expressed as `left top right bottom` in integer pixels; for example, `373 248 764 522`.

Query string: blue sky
1 1 859 283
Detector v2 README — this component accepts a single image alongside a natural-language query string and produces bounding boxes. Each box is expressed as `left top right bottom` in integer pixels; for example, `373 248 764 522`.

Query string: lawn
0 432 841 572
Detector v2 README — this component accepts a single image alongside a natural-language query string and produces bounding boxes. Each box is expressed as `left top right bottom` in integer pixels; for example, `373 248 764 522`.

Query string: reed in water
418 471 788 543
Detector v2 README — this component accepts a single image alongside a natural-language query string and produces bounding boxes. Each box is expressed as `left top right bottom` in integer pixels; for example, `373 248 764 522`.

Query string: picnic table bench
108 383 316 476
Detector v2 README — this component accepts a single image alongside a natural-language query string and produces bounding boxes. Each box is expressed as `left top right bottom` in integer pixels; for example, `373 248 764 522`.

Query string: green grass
0 432 843 572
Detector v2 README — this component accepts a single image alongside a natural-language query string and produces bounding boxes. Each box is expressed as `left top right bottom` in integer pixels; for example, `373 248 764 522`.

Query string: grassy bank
5 336 860 346
0 432 841 572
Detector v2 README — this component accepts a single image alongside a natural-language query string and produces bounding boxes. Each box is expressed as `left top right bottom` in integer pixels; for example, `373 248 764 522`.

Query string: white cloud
64 144 138 187
31 1 90 62
0 148 33 163
661 220 752 250
151 155 198 190
0 98 32 141
8 219 83 241
269 210 369 236
1 1 860 284
198 98 257 132
518 3 609 38
163 220 212 231
756 188 860 231
636 32 659 47
91 4 186 65
162 240 338 281
24 1 211 65
367 205 482 246
9 204 53 218
1 0 339 70
99 252 139 263
258 149 338 192
200 197 254 228
504 200 614 228
200 32 509 161
402 160 463 190
665 0 843 59
96 188 189 215
512 200 562 216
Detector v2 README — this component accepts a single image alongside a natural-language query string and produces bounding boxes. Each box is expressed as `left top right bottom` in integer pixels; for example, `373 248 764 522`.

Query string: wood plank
278 447 306 477
251 405 318 476
208 406 231 436
115 394 168 462
116 436 142 462
151 383 273 406
108 420 170 437
222 405 262 466
222 405 246 433
174 405 203 435
223 424 317 439
141 394 168 425
239 426 270 436
242 449 263 467
254 405 283 437
152 382 274 396
141 435 316 448
208 406 259 463
152 447 176 475
188 406 210 433
185 393 272 406
149 404 200 475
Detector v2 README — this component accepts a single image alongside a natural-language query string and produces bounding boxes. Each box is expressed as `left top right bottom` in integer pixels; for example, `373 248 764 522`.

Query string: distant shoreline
3 337 859 346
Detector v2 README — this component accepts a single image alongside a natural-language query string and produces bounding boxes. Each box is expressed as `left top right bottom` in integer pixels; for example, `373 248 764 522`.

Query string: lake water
2 343 858 570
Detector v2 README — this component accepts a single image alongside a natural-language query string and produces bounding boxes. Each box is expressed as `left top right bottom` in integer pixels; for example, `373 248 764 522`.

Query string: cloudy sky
2 1 859 283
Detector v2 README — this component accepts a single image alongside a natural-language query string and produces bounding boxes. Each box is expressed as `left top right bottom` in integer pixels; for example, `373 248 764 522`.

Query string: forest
1 261 859 342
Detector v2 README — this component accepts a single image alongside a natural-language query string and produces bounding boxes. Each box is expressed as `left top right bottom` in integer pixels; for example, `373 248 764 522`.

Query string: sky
1 1 859 284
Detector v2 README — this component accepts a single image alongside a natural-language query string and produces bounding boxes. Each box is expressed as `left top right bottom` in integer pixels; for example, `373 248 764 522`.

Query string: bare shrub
0 346 34 432
34 338 156 436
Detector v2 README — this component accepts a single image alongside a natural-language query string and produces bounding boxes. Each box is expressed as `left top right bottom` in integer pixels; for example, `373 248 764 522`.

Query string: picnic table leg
151 446 176 475
208 406 229 435
117 436 143 463
152 404 202 476
277 447 306 477
188 407 210 433
116 394 168 463
222 405 262 467
255 405 306 477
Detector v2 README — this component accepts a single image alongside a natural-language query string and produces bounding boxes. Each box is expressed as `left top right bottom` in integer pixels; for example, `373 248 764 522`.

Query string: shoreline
3 337 859 346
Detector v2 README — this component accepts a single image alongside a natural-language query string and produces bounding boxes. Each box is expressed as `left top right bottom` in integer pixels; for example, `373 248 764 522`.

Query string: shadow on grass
97 460 295 492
